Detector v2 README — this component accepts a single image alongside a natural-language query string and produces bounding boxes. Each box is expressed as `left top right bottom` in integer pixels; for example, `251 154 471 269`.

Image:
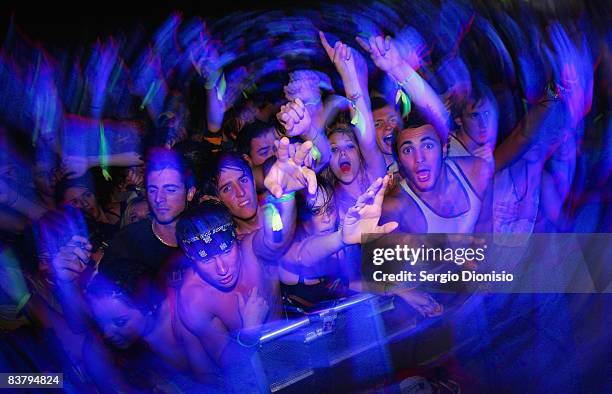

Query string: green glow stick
99 121 112 181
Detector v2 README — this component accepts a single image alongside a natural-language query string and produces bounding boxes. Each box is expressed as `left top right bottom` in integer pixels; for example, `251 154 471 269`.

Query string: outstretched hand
342 175 398 245
276 98 312 137
264 137 317 198
355 35 404 75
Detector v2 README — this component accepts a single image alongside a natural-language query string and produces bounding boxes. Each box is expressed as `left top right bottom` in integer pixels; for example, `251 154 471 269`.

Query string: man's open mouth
416 169 431 183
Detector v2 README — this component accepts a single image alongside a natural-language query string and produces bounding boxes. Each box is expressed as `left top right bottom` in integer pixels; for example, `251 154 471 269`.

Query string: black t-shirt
99 218 187 291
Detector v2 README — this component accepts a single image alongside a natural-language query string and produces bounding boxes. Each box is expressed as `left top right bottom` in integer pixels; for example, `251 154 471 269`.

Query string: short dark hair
145 147 194 190
371 96 400 113
393 109 445 161
205 152 254 196
466 82 498 112
86 259 160 314
236 120 276 156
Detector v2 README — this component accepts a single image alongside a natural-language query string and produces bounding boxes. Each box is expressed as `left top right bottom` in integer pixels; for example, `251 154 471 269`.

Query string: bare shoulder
452 156 492 196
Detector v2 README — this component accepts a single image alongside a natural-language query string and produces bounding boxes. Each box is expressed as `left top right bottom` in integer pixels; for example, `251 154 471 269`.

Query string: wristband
396 69 417 87
395 88 412 119
264 192 295 236
236 330 260 348
265 192 296 204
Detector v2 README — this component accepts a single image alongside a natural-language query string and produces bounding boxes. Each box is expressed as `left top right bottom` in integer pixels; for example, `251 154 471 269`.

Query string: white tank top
448 133 472 158
399 160 482 233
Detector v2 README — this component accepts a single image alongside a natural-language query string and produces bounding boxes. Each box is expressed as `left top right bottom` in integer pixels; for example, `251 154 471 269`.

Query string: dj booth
251 294 458 393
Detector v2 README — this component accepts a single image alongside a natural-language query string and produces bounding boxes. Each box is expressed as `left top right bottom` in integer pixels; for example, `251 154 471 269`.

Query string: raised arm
281 176 398 268
356 35 449 140
189 32 227 133
253 138 318 260
276 98 331 172
320 31 386 179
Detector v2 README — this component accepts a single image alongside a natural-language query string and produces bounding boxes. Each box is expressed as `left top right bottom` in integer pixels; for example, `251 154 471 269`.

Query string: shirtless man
176 138 316 374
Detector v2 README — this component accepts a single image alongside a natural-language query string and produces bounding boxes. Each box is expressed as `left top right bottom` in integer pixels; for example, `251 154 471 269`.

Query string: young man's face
217 167 258 221
146 169 192 225
249 129 277 166
397 125 445 192
457 98 498 146
373 105 400 155
90 295 147 349
329 132 362 185
193 242 240 290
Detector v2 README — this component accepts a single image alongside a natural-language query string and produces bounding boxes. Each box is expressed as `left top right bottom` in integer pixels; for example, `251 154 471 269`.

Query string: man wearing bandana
176 138 316 374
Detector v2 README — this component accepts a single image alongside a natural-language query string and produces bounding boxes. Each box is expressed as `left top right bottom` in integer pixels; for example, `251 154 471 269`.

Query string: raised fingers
293 140 313 166
304 168 318 195
373 175 390 207
355 36 371 53
375 36 387 56
276 137 291 162
319 31 334 60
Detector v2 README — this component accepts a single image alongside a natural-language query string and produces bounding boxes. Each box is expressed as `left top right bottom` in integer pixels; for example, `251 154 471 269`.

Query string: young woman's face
329 132 362 185
90 295 148 349
303 189 338 235
125 200 150 226
63 186 101 220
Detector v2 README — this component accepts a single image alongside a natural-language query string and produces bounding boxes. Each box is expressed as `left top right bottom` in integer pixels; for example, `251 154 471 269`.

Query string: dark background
0 1 326 46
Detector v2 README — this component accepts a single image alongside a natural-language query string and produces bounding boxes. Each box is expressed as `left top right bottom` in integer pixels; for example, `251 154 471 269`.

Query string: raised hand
276 98 312 137
472 144 495 164
188 33 223 85
61 156 91 179
264 138 317 198
86 39 120 98
319 31 359 81
543 22 592 126
355 35 404 75
342 175 399 245
50 235 92 284
236 286 269 329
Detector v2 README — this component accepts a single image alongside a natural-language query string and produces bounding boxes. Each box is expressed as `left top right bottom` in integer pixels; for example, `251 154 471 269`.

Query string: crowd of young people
0 1 610 391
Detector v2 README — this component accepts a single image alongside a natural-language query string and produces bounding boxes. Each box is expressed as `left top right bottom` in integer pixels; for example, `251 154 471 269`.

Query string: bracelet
265 191 296 204
236 330 260 348
397 70 417 88
347 93 361 109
